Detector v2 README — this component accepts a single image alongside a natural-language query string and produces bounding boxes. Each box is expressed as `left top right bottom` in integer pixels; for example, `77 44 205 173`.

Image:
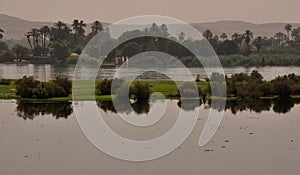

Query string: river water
1 64 300 81
1 99 300 175
1 63 300 174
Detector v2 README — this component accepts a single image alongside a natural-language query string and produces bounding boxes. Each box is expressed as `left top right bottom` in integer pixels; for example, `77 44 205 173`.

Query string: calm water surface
1 99 300 175
1 63 300 174
0 64 300 81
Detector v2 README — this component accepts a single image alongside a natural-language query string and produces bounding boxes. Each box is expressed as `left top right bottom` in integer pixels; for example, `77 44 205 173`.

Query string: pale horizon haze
0 0 300 24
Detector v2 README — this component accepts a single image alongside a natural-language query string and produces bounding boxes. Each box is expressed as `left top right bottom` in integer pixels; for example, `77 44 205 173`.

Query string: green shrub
96 79 112 95
16 76 40 98
52 77 72 95
0 79 11 85
130 81 150 101
16 76 71 99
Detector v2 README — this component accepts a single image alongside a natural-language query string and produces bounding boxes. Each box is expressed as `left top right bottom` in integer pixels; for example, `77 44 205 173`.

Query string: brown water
1 99 300 175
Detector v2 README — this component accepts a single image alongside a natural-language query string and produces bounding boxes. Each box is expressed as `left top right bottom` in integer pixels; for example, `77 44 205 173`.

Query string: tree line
1 22 300 64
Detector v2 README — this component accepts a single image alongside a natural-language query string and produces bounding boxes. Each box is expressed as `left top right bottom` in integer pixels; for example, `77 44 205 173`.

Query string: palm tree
232 32 240 40
220 33 227 41
244 30 253 45
71 19 80 39
253 36 266 53
40 26 50 55
25 32 33 51
55 21 67 31
0 28 4 39
72 19 86 44
91 20 103 32
284 24 292 41
31 28 41 48
78 20 87 36
203 30 213 40
274 32 288 48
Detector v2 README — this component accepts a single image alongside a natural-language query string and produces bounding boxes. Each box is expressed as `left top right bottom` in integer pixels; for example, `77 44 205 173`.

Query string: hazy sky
0 0 299 24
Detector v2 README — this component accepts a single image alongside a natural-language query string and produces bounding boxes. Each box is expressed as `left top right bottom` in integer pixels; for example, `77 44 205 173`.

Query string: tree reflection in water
224 98 300 114
97 100 150 114
16 101 73 120
96 98 300 116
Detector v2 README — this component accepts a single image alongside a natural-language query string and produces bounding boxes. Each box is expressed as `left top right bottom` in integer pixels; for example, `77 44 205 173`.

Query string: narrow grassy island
0 71 300 101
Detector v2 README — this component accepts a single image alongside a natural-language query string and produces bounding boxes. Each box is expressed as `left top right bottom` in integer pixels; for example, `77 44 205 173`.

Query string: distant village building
115 56 129 65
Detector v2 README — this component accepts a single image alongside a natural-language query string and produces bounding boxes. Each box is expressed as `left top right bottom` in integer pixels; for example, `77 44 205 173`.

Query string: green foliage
271 76 294 99
52 77 72 95
224 70 300 99
96 79 113 95
16 76 40 98
96 78 126 96
12 44 29 61
130 81 151 101
0 79 11 85
52 40 71 61
16 76 71 99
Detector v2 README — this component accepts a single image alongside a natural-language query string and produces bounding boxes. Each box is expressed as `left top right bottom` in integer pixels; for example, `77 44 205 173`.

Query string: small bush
130 81 151 101
0 79 11 85
96 79 113 95
52 77 72 95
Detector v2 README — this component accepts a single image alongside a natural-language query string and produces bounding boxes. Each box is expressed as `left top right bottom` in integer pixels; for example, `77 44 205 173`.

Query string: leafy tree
121 42 142 57
52 40 71 61
12 44 29 62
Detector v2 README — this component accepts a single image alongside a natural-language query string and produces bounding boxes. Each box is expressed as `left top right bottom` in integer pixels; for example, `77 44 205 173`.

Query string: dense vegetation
224 70 300 99
1 22 300 67
16 76 72 99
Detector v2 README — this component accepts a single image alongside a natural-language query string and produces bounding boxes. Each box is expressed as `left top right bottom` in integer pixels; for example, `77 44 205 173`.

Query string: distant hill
0 14 54 39
0 14 300 40
0 14 109 40
190 21 300 38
